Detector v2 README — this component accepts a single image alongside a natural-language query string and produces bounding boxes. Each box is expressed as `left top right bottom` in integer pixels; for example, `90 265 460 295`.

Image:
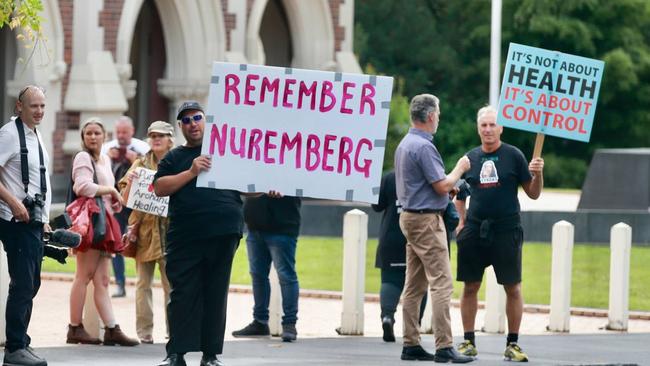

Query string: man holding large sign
197 62 393 204
153 101 283 366
455 43 603 362
454 106 543 362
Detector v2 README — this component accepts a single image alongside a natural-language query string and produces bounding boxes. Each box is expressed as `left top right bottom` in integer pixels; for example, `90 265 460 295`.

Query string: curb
40 272 650 321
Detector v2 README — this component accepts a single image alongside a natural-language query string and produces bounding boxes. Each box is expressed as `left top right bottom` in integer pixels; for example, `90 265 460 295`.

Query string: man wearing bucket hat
118 120 175 345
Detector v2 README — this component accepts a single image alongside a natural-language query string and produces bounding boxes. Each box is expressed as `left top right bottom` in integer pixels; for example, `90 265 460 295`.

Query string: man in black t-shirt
153 101 281 366
454 105 544 362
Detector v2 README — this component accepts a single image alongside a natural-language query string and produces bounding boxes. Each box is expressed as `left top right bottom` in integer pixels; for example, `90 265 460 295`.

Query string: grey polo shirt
394 127 447 211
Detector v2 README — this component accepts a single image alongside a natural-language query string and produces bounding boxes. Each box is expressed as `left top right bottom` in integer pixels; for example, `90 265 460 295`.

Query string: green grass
42 237 650 311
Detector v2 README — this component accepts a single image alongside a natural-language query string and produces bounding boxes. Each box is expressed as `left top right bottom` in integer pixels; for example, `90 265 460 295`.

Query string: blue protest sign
497 43 605 142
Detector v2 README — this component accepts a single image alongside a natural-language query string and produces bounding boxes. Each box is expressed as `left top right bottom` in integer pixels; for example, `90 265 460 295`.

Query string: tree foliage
356 0 650 188
0 0 44 64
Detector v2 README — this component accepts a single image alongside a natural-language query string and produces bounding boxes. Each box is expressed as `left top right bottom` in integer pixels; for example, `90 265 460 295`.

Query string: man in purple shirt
394 94 472 363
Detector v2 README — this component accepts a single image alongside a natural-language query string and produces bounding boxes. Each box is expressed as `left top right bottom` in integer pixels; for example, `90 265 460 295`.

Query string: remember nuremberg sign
197 62 393 204
497 43 605 142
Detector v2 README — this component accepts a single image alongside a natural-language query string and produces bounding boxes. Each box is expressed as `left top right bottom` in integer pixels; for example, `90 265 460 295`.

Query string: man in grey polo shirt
394 94 472 363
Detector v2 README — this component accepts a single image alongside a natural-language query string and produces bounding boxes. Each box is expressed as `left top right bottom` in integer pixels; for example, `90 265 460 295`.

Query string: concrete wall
299 201 650 245
49 200 650 245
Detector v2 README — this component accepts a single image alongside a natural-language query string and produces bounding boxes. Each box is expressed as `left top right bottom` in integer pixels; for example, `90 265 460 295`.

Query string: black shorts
456 225 523 285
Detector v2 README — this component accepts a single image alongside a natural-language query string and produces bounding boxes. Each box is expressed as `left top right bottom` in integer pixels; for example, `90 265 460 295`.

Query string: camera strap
15 118 47 200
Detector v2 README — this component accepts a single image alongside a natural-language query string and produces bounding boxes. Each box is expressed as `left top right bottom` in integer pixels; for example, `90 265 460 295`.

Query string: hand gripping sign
197 62 393 204
497 43 605 156
126 168 169 217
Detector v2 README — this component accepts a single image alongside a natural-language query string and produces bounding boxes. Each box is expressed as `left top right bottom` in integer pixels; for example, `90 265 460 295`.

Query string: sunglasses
181 114 203 124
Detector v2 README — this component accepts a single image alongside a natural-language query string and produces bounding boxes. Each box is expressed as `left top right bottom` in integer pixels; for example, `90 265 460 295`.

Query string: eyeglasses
181 114 203 125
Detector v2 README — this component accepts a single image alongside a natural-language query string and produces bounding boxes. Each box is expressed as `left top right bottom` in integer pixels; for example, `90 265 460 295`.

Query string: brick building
0 0 360 200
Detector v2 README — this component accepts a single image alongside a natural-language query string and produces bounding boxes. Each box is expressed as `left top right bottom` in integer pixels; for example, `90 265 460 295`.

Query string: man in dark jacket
232 195 301 342
373 171 462 343
372 171 426 343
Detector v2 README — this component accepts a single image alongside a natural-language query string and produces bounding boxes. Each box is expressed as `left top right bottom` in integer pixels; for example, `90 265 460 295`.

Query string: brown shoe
103 324 139 346
67 323 102 344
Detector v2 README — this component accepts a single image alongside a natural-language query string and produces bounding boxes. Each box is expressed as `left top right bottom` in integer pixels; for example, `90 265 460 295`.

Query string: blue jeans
112 254 125 287
246 230 299 325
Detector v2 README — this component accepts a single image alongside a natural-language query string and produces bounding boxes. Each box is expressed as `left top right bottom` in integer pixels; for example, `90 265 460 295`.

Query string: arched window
127 0 169 137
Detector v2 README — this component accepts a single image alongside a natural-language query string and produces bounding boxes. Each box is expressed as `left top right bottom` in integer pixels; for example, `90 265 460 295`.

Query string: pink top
72 151 116 213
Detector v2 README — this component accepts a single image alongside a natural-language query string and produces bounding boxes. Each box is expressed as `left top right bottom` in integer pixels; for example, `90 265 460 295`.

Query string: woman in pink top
66 118 139 347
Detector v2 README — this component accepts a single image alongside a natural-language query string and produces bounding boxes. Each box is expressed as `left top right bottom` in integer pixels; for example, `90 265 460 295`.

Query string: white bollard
339 209 367 335
548 220 574 332
0 247 9 344
83 283 102 338
268 266 282 336
419 291 433 334
607 223 632 331
482 266 506 333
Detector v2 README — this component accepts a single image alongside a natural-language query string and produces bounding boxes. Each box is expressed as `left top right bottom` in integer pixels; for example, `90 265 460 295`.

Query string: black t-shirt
462 143 532 220
371 171 407 269
154 145 243 242
244 195 301 237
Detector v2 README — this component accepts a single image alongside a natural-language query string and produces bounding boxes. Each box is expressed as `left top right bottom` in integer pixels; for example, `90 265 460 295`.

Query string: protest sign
197 62 393 204
497 43 605 146
126 167 169 217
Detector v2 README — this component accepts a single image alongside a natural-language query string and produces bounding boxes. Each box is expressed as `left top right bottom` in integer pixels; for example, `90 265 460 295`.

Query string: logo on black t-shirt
479 160 499 185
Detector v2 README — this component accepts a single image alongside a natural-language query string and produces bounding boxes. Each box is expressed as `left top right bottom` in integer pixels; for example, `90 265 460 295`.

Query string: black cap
176 100 204 120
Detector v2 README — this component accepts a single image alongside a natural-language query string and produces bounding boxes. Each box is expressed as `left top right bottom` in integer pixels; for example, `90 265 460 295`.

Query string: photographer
0 85 50 366
101 116 149 298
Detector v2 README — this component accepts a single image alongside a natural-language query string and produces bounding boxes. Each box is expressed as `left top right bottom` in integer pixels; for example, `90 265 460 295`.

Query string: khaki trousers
136 258 170 339
399 212 453 350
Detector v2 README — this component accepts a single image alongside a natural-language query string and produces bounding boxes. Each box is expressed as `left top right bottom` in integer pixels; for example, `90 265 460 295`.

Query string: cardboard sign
197 62 393 204
497 43 605 142
126 167 169 217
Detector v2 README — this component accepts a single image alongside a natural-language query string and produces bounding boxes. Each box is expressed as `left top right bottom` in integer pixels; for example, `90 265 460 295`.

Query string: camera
42 213 80 265
22 193 44 225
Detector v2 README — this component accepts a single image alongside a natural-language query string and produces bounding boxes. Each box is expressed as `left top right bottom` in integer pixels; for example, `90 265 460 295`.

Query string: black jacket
244 195 301 237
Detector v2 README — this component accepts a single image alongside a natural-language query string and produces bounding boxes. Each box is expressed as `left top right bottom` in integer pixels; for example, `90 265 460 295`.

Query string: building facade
0 0 360 200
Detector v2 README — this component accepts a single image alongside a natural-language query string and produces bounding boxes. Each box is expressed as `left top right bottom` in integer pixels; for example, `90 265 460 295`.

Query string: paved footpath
5 279 650 365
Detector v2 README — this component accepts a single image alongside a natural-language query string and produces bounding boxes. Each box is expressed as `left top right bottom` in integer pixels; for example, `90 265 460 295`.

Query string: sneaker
111 285 126 298
504 342 528 362
400 345 435 361
3 348 47 366
139 335 154 344
231 320 270 338
433 347 474 363
281 323 297 342
381 317 395 342
458 340 478 357
24 347 47 364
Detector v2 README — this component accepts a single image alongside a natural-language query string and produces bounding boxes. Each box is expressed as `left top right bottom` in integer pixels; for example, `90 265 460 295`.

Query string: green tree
355 0 650 188
1 0 45 65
